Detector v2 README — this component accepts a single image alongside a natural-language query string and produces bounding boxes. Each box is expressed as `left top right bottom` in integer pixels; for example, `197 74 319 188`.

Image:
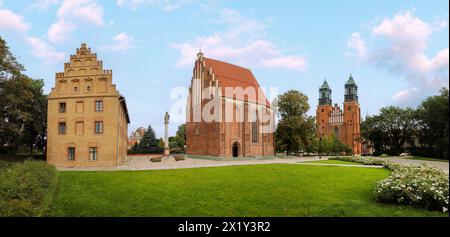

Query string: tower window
195 125 199 136
89 147 98 161
252 122 258 143
74 86 78 92
321 109 324 112
59 102 66 113
95 121 103 134
348 106 351 111
58 122 66 134
95 101 103 112
68 147 75 160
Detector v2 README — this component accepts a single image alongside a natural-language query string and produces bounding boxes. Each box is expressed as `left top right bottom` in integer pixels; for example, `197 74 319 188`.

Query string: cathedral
316 75 361 155
186 51 275 158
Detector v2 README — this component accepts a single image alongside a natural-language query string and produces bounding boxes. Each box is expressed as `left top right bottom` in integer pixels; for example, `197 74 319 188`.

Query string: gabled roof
204 57 270 107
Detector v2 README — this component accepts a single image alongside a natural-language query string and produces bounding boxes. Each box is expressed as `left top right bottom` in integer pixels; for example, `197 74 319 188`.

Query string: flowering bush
374 164 449 212
330 156 449 212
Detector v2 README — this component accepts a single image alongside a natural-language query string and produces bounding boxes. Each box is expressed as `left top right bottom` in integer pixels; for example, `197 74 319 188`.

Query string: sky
0 0 448 138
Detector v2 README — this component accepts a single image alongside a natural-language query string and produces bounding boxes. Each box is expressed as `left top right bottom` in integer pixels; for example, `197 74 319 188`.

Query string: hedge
330 156 449 212
0 160 58 217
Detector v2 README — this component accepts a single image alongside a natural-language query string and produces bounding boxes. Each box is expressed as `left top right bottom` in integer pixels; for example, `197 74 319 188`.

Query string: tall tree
138 125 159 150
275 90 315 154
361 106 419 155
0 37 47 155
416 88 449 159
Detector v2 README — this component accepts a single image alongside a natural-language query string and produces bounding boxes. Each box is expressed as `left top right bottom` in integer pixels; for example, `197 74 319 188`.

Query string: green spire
346 74 356 85
320 79 330 89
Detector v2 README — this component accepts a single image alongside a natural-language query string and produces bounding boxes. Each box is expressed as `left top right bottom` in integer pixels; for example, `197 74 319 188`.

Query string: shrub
375 165 449 212
330 156 449 212
0 161 57 217
150 157 162 162
128 147 163 154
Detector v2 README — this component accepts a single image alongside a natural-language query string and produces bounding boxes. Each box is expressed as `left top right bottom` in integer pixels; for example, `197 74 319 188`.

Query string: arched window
74 86 78 92
195 125 199 136
334 127 339 138
87 86 91 92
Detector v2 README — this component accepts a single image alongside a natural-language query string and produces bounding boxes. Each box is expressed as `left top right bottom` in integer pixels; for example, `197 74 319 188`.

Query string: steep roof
204 57 270 107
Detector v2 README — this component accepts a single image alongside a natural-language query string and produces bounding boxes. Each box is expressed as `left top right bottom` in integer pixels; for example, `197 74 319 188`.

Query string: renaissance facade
316 75 362 155
47 43 130 167
186 52 275 158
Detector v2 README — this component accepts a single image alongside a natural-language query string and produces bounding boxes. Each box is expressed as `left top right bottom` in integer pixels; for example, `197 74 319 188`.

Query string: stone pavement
58 155 327 171
372 156 449 173
56 155 449 173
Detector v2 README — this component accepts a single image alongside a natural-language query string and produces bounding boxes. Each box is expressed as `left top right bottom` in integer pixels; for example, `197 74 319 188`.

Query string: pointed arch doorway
232 142 239 158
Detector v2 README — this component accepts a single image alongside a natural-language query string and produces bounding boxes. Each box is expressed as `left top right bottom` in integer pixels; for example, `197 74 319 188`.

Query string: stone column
164 112 170 156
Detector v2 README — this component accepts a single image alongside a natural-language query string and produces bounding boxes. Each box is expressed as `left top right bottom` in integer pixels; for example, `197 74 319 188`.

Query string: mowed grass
51 164 446 217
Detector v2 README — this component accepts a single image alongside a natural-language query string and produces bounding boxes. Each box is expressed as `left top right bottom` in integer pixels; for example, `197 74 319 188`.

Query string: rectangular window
195 125 199 136
68 147 75 160
252 122 258 143
58 122 66 134
89 147 97 161
95 100 103 112
95 121 103 134
59 102 66 113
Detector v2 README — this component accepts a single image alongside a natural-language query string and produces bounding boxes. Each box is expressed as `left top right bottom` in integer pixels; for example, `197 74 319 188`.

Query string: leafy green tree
361 106 419 156
416 88 449 159
0 37 47 155
275 90 316 154
170 124 186 153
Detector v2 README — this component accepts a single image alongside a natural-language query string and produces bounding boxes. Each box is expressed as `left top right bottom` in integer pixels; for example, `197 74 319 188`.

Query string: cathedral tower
343 74 361 154
316 79 333 138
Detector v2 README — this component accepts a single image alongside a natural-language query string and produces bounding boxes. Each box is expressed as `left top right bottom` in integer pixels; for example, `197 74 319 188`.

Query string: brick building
47 43 130 167
316 75 361 155
128 127 145 149
186 52 275 158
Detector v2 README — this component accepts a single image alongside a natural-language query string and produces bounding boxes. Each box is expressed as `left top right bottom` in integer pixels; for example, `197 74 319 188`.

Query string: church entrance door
232 142 239 157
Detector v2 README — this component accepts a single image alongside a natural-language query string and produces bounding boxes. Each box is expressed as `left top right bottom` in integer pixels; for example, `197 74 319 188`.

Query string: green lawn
51 164 446 217
301 160 359 165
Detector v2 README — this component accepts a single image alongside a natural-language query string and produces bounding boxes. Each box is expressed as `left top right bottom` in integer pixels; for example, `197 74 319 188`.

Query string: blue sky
0 0 448 138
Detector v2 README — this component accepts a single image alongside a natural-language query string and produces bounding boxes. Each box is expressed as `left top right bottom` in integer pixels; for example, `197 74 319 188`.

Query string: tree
361 106 419 156
137 126 159 151
0 36 24 79
0 37 47 155
170 124 186 153
275 90 316 154
415 88 449 159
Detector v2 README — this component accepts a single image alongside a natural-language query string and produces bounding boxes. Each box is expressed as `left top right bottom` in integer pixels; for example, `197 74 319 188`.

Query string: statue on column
164 112 170 156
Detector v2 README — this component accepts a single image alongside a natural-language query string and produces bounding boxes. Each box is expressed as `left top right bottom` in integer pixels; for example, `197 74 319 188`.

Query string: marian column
164 112 170 156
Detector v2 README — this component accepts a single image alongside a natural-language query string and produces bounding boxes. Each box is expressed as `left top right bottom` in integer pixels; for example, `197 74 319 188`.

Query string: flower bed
330 157 449 212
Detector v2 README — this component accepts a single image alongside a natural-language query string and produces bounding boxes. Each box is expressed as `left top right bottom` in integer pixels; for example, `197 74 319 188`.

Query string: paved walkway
294 163 384 169
56 155 449 173
58 155 328 171
372 156 449 173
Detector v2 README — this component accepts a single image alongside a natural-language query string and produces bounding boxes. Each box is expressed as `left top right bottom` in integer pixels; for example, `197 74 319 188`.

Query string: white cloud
100 32 136 53
116 0 193 11
0 7 65 64
0 9 31 33
47 0 105 44
28 0 61 11
47 19 75 44
171 8 307 72
57 0 104 26
347 32 367 59
347 11 449 106
26 37 66 64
